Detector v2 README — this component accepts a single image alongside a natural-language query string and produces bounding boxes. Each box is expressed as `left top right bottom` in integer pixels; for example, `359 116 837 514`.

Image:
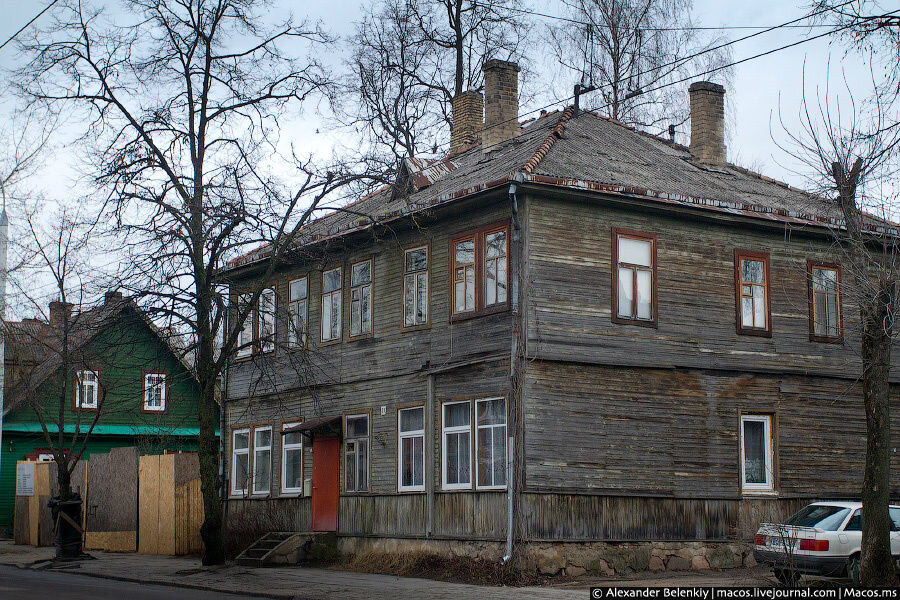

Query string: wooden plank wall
84 447 139 552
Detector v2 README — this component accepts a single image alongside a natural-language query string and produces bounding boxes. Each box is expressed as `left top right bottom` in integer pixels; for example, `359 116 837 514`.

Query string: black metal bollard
48 493 84 559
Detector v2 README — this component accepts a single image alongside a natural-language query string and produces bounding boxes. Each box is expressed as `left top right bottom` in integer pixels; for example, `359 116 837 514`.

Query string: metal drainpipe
502 180 522 564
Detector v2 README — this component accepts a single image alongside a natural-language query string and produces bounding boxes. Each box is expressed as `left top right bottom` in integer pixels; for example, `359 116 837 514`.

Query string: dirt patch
338 551 547 587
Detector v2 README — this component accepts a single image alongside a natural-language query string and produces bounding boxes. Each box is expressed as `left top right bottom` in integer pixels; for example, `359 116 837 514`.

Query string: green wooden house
0 292 207 535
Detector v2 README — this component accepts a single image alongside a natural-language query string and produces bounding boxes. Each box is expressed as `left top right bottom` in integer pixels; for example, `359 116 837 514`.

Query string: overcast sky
0 0 889 311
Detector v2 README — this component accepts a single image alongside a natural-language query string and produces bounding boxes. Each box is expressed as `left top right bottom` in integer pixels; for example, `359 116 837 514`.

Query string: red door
311 436 340 531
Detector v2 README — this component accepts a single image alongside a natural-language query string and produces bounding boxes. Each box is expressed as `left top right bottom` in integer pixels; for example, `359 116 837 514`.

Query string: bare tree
778 69 899 586
345 0 529 162
548 0 731 134
15 0 378 565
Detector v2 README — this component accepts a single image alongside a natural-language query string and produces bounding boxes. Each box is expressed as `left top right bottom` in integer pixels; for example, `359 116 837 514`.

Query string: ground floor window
740 414 774 493
281 422 303 495
252 426 272 495
398 406 425 492
476 398 507 489
442 400 472 490
345 414 369 492
231 428 250 496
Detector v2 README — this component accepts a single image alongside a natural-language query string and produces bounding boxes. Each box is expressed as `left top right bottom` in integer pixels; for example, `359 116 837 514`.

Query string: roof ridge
521 105 576 175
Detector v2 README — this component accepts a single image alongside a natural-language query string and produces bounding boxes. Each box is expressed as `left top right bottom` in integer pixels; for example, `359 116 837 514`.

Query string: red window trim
806 260 844 344
734 250 772 337
611 228 658 328
449 221 511 322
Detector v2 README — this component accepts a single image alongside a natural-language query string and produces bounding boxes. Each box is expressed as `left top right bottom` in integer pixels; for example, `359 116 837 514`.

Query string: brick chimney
104 290 123 304
689 81 726 164
49 300 73 328
482 59 520 151
450 91 483 152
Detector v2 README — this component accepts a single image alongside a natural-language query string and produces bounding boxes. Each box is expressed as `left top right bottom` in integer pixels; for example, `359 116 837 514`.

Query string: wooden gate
138 453 203 555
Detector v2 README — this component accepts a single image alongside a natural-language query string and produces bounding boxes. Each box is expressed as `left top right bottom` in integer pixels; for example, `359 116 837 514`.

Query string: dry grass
339 551 546 587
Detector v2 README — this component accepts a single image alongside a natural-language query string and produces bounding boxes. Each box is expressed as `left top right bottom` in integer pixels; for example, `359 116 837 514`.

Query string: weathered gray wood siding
227 197 514 400
522 192 899 378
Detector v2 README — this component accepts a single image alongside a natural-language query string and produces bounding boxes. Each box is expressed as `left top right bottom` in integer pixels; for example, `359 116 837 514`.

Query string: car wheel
774 568 800 587
847 554 861 587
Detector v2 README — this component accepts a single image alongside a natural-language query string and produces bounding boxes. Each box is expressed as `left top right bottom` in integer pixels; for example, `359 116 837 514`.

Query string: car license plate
768 537 795 551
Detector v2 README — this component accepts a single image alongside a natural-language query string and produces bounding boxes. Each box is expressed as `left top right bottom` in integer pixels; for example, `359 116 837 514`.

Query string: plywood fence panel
138 455 160 554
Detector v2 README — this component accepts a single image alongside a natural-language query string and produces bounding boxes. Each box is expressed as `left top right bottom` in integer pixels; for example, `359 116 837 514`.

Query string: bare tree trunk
198 377 224 565
859 284 897 586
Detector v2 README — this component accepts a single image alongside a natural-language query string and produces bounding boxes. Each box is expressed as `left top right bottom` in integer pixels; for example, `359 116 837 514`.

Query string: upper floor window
143 372 167 412
735 251 771 336
258 288 276 354
345 414 369 492
450 223 509 318
612 229 657 326
349 259 373 338
321 267 342 342
288 277 308 347
808 262 842 343
75 370 99 410
236 293 253 358
740 414 774 493
404 246 429 327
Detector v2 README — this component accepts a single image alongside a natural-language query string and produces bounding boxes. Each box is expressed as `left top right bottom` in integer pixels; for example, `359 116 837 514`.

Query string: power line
0 0 60 52
428 6 898 154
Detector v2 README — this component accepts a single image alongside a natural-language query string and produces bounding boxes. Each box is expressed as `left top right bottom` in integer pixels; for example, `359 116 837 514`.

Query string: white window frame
252 425 273 496
441 400 472 490
345 413 369 493
143 372 167 412
236 293 253 358
349 258 373 338
231 428 250 497
397 406 426 492
288 277 308 347
75 370 99 409
740 414 775 493
475 397 508 490
404 246 429 327
321 267 342 342
281 421 303 495
258 287 276 354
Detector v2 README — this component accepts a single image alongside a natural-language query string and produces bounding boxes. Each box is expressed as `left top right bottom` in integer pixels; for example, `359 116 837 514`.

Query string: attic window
143 372 167 412
75 370 99 410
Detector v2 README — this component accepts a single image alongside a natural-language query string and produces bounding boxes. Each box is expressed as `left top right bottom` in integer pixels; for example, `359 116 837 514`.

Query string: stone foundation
336 537 755 577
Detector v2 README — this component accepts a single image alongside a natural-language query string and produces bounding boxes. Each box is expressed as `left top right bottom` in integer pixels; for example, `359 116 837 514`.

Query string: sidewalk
0 540 778 599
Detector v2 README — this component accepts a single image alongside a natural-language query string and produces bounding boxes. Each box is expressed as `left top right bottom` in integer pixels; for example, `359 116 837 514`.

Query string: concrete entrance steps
235 532 337 567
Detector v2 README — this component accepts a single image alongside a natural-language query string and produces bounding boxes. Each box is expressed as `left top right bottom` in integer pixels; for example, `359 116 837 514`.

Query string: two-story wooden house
222 62 900 574
0 292 205 535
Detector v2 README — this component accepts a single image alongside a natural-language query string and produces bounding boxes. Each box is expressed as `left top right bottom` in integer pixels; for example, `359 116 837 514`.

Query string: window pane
331 293 341 339
357 440 368 491
478 426 493 487
496 256 507 304
477 399 505 426
284 448 302 489
352 261 371 285
447 434 459 484
485 260 496 306
465 266 474 310
322 295 332 338
636 269 652 320
743 420 766 484
404 275 416 326
619 237 652 267
234 432 249 450
826 296 839 336
406 248 427 272
254 449 271 492
486 231 506 259
814 292 828 335
284 431 302 446
741 259 764 284
235 453 249 491
455 279 466 313
347 416 368 437
255 428 271 448
753 289 766 328
617 268 634 318
445 402 470 428
741 297 753 327
324 268 341 293
290 277 307 300
402 437 415 487
400 407 424 432
361 286 371 333
416 273 428 323
345 443 356 491
413 436 424 486
350 290 361 337
492 430 507 486
455 239 474 266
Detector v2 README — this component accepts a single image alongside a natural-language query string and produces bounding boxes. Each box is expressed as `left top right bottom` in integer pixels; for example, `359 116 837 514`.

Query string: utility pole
0 183 8 489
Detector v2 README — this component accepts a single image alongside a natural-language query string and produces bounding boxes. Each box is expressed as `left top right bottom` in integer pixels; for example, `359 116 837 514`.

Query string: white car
753 501 900 586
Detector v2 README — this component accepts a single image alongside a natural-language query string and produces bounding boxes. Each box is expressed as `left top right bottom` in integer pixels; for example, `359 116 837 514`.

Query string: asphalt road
0 565 264 600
